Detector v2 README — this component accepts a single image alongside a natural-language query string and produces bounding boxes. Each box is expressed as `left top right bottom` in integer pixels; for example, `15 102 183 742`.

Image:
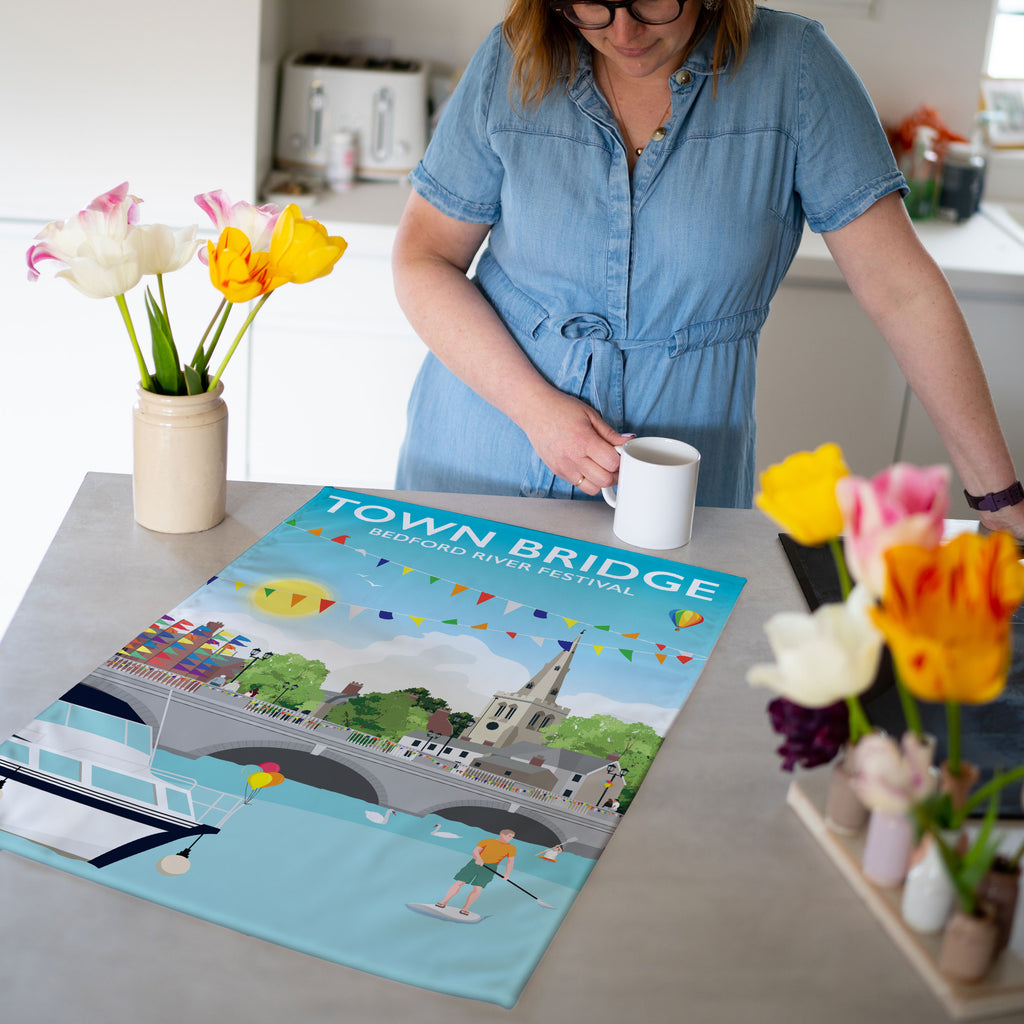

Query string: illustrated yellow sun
251 578 333 617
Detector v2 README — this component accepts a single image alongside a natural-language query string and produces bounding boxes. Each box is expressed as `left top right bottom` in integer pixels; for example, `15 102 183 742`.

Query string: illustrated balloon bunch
155 761 287 876
245 761 286 804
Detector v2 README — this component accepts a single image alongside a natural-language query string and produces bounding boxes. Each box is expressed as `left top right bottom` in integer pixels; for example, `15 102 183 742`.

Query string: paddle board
406 902 483 924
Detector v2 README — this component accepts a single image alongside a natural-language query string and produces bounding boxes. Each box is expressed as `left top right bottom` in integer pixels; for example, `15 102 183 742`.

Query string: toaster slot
372 87 393 162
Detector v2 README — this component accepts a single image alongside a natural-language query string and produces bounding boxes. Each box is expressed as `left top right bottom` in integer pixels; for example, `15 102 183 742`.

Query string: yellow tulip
870 532 1024 704
754 443 849 546
266 204 347 288
207 227 272 303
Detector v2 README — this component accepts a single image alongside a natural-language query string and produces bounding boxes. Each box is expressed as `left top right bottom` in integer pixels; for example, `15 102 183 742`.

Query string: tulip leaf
145 288 183 394
183 365 205 395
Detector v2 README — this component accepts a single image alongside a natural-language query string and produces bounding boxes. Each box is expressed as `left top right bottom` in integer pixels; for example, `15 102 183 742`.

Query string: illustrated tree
401 687 473 737
240 652 329 710
326 690 430 741
541 714 663 811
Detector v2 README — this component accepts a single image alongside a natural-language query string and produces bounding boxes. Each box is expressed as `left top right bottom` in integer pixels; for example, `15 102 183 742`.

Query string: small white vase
132 383 227 533
901 832 957 933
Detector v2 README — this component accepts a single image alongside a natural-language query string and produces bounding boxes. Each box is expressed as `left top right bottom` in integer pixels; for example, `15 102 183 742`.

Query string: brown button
675 69 692 85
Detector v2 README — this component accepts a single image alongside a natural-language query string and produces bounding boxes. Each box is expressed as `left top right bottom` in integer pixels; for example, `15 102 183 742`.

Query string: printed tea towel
0 489 745 1007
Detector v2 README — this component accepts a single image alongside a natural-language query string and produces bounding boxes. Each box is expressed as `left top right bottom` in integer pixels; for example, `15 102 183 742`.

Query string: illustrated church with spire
460 633 579 747
395 633 627 810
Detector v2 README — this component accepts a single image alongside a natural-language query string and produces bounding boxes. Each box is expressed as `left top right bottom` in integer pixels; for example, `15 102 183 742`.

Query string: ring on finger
575 474 585 487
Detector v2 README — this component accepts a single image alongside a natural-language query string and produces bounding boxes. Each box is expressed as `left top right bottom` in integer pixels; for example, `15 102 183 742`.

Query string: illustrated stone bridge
84 661 619 859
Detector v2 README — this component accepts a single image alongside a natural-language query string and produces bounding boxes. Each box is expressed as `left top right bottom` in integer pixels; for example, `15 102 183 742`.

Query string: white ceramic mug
601 437 701 550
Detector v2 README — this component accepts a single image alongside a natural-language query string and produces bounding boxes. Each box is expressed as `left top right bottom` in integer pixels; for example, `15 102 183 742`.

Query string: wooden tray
788 772 1024 1020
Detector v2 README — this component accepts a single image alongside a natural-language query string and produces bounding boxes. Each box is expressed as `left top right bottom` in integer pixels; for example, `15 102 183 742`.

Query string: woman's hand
980 502 1024 546
394 194 634 496
518 390 632 496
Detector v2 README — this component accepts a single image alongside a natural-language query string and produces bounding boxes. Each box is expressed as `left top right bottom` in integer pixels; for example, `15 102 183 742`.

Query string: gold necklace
602 68 673 158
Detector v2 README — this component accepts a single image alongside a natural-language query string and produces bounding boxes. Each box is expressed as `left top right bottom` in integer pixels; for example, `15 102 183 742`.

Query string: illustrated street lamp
599 762 628 810
232 647 274 683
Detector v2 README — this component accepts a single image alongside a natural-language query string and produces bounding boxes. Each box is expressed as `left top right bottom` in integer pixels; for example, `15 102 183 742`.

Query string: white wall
801 0 996 137
0 0 264 225
284 0 507 71
284 0 996 138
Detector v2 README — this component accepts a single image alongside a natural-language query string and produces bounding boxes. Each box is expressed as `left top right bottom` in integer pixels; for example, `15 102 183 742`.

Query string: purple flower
767 697 849 771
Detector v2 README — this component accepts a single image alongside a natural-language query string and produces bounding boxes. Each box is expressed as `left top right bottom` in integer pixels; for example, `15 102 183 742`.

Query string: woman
392 0 1023 539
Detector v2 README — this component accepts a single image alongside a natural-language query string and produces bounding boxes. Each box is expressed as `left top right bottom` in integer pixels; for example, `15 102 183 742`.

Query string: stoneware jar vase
825 745 869 835
901 831 957 933
861 809 914 888
132 383 227 534
939 905 998 983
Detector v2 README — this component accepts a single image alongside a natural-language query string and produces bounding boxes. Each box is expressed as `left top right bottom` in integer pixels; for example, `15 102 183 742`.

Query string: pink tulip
26 182 144 297
836 463 950 599
851 731 937 814
194 190 280 263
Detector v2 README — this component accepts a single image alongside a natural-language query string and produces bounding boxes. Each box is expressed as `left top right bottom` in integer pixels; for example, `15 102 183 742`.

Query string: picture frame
980 78 1024 148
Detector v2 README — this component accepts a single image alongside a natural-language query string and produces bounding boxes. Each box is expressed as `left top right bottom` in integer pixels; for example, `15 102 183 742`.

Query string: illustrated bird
365 808 395 824
430 823 461 839
357 574 382 587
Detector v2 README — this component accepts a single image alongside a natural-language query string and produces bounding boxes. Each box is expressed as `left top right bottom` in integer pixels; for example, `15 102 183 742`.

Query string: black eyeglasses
550 0 686 30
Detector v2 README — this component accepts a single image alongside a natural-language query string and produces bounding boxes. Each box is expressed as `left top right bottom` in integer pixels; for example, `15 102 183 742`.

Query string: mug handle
601 445 626 508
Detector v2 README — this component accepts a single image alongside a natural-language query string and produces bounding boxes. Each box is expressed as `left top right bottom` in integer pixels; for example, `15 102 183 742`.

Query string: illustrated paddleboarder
435 828 517 916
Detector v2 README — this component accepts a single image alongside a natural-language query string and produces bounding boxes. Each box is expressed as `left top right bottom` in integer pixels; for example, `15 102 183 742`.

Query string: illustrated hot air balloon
670 609 704 630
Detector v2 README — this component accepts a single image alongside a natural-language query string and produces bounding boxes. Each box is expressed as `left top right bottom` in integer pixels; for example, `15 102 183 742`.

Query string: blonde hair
502 0 757 108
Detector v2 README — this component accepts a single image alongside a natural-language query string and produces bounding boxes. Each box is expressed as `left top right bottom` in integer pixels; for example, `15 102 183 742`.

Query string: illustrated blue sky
166 490 746 735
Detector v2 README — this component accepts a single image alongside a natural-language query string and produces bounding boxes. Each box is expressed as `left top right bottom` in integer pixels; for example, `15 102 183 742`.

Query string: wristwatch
963 480 1024 512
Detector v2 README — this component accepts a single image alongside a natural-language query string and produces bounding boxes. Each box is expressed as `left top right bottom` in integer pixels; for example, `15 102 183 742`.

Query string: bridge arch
206 744 387 806
417 798 565 849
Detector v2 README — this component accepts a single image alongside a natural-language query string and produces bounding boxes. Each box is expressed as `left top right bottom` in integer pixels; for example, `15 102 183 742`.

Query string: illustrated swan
365 808 395 824
430 823 461 839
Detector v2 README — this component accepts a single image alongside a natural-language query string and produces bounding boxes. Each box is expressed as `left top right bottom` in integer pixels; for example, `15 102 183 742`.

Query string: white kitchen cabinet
243 217 425 488
755 280 908 479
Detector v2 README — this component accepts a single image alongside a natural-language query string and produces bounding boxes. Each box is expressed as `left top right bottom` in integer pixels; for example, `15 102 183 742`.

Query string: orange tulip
207 226 272 302
870 532 1024 704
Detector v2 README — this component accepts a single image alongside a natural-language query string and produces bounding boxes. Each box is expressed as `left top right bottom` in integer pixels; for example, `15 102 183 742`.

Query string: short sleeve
409 25 507 225
794 20 907 233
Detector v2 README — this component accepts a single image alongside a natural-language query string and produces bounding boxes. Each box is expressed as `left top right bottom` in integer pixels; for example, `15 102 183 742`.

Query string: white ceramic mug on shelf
601 437 701 550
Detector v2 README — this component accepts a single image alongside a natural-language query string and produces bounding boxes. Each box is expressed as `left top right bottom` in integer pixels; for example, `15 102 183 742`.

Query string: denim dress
395 9 906 507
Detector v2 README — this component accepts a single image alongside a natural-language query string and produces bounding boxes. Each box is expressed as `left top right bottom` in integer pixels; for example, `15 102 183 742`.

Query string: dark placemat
778 534 1024 818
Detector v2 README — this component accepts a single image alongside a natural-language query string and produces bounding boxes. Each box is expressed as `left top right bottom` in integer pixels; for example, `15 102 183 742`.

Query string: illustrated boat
0 697 243 867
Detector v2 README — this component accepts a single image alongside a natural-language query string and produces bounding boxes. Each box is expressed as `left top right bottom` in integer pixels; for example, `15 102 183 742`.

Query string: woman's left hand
980 503 1024 547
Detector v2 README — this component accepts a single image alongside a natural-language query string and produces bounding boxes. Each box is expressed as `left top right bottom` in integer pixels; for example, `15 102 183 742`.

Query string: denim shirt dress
395 8 906 507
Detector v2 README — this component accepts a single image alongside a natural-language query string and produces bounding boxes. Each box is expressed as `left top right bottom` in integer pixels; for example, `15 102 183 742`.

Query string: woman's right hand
519 390 632 496
393 193 632 496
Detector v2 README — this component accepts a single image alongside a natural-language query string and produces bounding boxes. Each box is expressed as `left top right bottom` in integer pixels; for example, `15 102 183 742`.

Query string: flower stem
116 293 153 391
208 293 271 391
829 537 853 600
956 763 1024 825
946 700 961 777
198 302 233 375
191 298 228 372
845 695 871 744
892 662 923 740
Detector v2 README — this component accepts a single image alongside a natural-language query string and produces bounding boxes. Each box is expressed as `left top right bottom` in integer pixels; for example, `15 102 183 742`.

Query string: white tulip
747 585 884 708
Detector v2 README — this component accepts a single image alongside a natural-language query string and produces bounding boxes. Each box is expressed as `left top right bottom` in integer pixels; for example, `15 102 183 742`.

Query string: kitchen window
988 0 1024 79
